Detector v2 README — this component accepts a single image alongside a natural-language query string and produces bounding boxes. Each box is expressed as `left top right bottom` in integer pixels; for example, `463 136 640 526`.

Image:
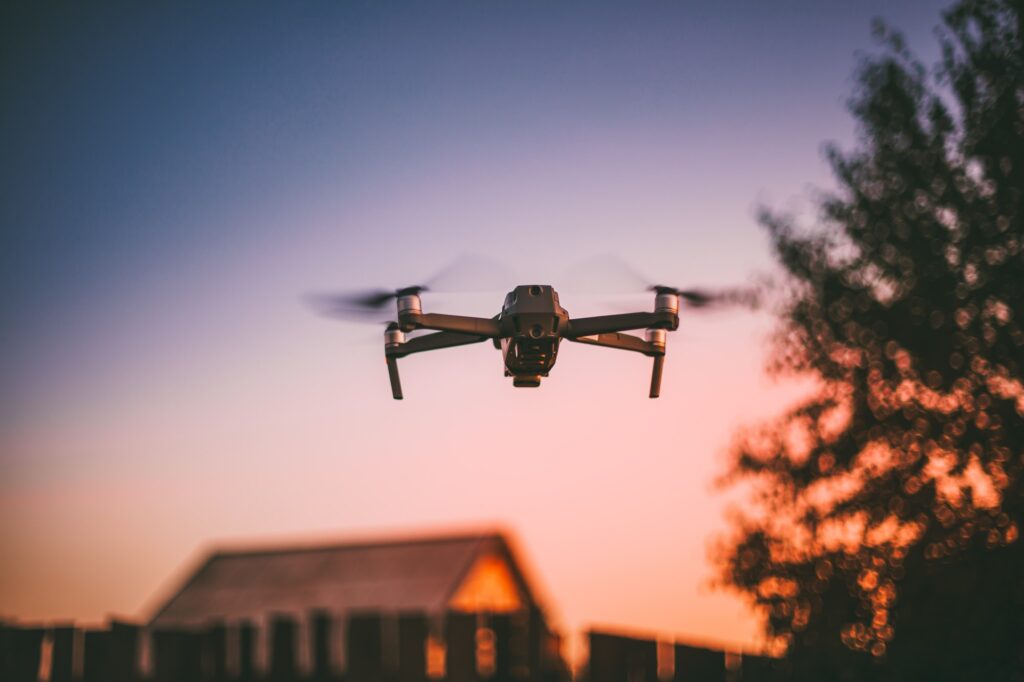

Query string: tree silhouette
718 0 1024 679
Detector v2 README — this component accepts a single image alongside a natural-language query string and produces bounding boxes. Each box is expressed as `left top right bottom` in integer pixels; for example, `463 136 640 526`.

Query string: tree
718 1 1024 679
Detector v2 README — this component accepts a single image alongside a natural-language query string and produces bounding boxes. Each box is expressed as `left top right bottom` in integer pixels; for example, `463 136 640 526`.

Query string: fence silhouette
0 610 562 682
0 616 780 682
586 631 781 682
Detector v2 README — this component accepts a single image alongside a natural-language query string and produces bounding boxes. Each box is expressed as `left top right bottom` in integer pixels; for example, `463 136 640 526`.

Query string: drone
312 276 756 400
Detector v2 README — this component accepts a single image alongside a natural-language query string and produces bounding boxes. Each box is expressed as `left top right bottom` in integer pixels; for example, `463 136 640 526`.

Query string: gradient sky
1 0 950 658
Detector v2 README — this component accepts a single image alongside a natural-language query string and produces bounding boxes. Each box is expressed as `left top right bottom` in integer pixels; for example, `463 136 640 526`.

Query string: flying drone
312 271 756 400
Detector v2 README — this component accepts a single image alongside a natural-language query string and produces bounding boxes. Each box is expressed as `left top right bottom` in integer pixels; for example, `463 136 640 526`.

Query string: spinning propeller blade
307 285 428 321
563 254 761 311
651 284 761 310
306 254 514 323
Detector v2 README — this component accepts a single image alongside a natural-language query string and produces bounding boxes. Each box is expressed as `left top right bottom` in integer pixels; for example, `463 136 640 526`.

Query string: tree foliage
719 1 1024 678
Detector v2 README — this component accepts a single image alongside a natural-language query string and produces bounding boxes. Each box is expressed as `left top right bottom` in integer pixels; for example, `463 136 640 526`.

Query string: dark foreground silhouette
1 615 782 682
717 0 1024 679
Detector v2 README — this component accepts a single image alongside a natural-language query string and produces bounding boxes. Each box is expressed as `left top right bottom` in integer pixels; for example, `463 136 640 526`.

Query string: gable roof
149 531 535 628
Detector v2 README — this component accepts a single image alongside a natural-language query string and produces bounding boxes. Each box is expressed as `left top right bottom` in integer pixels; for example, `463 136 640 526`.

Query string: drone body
382 285 681 399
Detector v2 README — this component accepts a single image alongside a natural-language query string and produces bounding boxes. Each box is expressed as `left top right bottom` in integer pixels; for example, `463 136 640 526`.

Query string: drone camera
513 374 542 388
503 334 559 380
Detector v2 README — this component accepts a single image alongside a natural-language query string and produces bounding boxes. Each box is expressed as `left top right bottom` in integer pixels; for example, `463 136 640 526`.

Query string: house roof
149 530 535 628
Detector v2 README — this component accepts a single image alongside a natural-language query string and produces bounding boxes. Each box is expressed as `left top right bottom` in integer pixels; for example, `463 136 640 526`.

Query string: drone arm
386 330 489 358
399 312 502 337
564 311 677 337
567 332 657 355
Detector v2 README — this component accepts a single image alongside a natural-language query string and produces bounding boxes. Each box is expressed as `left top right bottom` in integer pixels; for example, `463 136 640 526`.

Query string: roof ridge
207 529 504 560
146 529 542 628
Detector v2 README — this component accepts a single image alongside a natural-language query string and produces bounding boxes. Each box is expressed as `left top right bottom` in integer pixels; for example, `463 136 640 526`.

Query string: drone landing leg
386 356 403 400
384 331 489 399
649 354 665 399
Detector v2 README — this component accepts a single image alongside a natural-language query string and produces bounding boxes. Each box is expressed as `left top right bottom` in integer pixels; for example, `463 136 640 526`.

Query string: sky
1 0 951 659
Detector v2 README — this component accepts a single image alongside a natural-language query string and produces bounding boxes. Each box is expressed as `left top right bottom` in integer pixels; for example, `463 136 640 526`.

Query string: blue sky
2 1 948 384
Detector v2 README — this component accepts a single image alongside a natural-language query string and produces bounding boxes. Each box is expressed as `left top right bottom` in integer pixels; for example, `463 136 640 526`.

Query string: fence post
82 628 110 682
397 613 427 682
628 637 657 682
152 629 202 682
151 630 173 682
83 625 135 682
309 611 332 681
0 625 45 682
50 625 76 682
673 643 726 682
445 612 477 682
203 622 227 682
269 614 298 682
109 621 140 682
347 613 383 682
527 609 543 682
588 631 658 682
238 621 257 682
588 632 628 682
490 614 512 682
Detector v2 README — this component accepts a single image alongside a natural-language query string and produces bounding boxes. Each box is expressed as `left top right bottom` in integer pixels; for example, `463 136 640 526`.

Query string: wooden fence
587 631 782 682
0 610 564 682
0 618 781 682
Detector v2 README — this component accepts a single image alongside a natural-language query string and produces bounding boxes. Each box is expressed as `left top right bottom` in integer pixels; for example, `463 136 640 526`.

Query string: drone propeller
308 285 429 321
563 254 761 312
650 284 761 310
307 254 515 323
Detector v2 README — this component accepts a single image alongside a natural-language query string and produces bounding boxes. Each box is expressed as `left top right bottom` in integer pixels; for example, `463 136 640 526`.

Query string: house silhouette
147 530 562 678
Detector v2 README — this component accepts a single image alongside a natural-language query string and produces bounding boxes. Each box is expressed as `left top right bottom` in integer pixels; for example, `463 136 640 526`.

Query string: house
147 530 562 677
